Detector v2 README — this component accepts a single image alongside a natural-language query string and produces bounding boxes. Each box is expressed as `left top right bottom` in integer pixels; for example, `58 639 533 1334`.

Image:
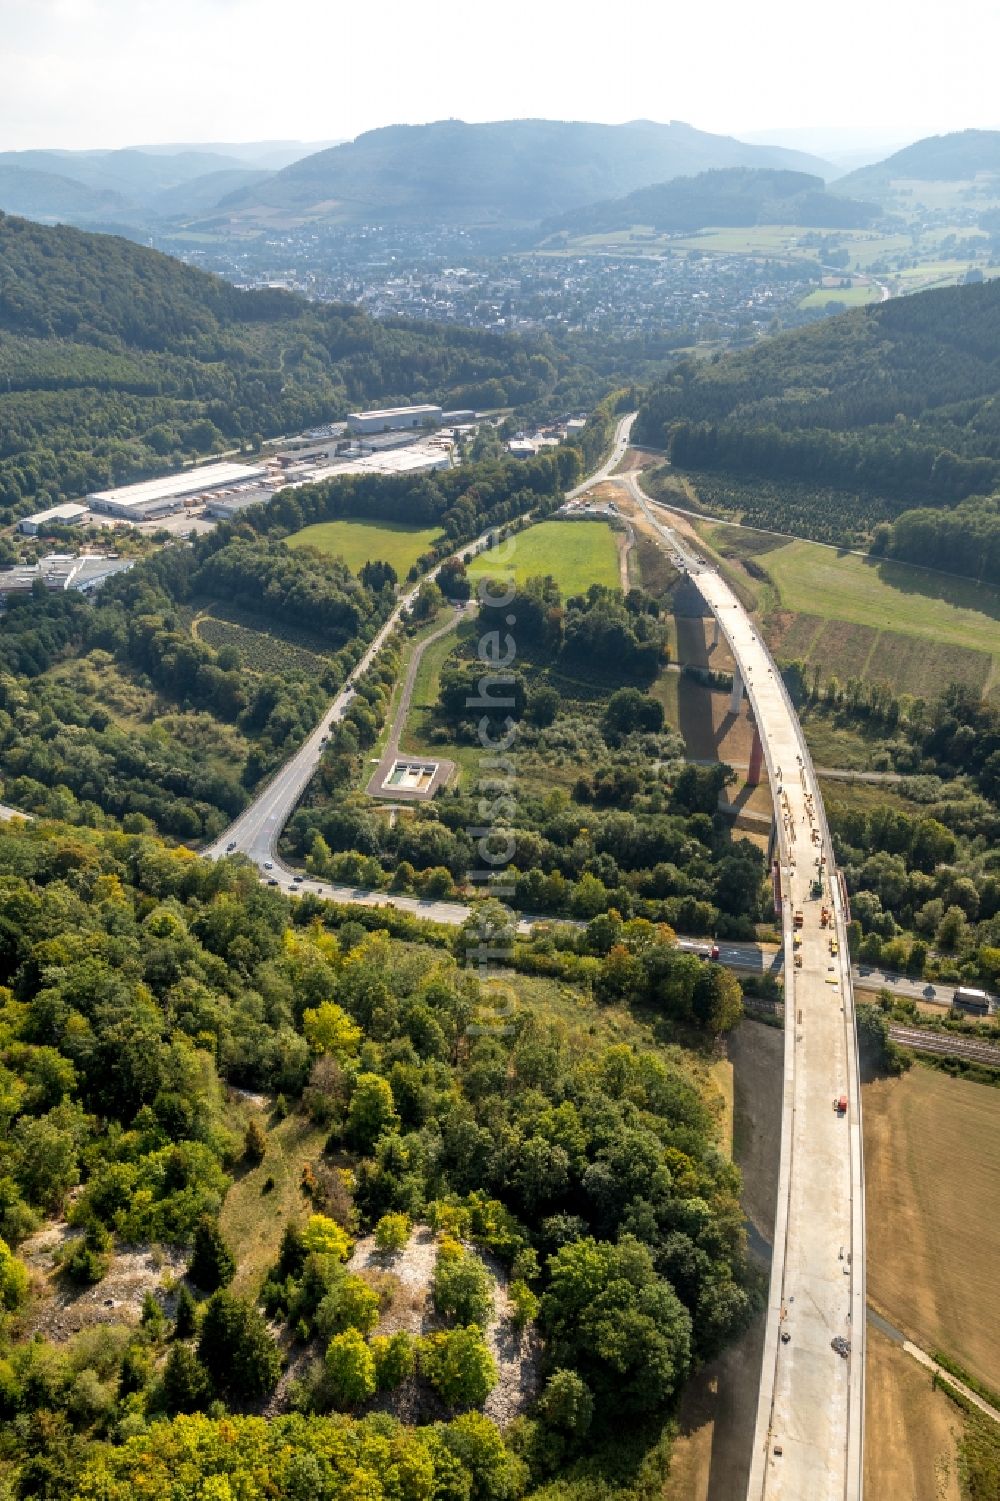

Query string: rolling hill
636 275 1000 507
834 129 1000 200
218 118 834 226
540 167 879 239
0 212 590 518
0 148 276 223
0 165 128 221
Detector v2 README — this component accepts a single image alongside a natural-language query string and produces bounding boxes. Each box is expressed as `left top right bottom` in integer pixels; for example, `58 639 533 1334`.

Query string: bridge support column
729 666 744 715
747 718 764 787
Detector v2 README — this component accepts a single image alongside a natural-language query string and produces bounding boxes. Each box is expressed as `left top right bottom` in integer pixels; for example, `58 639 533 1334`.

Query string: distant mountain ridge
0 148 276 224
540 167 879 239
218 118 834 226
0 166 128 221
834 129 1000 198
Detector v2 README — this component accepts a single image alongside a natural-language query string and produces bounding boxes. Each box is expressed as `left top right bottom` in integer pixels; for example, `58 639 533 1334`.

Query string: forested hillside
0 213 583 517
834 128 1000 200
543 168 877 239
636 278 1000 557
0 815 753 1497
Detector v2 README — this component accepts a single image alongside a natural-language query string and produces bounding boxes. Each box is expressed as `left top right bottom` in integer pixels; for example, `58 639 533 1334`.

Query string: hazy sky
1 0 997 152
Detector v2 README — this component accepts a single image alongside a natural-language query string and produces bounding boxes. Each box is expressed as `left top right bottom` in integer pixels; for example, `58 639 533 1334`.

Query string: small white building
18 503 89 535
347 404 443 435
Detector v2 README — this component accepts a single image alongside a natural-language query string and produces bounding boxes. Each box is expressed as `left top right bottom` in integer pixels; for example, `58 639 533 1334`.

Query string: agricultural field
863 1327 963 1501
676 470 906 547
864 1066 1000 1393
798 284 881 309
768 610 992 699
192 603 331 676
466 518 620 595
759 538 1000 693
286 517 443 576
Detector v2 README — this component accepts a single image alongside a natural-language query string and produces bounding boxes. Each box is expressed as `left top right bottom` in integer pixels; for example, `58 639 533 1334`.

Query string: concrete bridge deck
627 474 865 1501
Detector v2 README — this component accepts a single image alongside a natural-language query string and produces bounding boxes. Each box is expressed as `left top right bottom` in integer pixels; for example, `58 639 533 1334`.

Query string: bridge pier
730 665 744 715
748 717 764 787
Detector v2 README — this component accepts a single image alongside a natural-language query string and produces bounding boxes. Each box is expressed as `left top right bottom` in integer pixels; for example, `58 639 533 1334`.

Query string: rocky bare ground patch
349 1225 542 1427
267 1225 541 1424
19 1221 188 1341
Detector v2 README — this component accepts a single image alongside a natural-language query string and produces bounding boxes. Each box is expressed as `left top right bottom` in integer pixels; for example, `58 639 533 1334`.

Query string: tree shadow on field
871 555 1000 622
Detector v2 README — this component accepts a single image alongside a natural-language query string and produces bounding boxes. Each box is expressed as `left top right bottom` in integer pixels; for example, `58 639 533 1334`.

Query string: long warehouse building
347 404 442 435
88 462 269 520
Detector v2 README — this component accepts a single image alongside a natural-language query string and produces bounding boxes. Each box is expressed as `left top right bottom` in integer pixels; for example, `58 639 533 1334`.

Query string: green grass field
467 519 620 595
764 540 1000 656
798 285 880 309
286 517 443 576
757 538 1000 697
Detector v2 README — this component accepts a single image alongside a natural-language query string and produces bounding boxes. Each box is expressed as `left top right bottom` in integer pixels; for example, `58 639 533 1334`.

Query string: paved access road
628 473 864 1501
205 413 637 868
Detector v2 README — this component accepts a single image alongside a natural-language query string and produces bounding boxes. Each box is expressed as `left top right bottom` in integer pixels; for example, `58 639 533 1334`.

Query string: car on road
292 874 303 884
263 861 273 870
267 878 279 886
226 841 236 853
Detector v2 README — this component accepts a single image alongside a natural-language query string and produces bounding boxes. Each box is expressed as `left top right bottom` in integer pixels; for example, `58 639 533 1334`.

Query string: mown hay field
287 517 443 576
864 1066 1000 1393
467 519 620 596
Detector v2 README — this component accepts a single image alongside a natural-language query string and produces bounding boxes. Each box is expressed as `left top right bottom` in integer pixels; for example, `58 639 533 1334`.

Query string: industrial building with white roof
88 462 270 520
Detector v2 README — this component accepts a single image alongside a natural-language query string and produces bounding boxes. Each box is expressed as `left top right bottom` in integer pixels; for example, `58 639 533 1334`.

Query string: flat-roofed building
304 438 454 486
88 462 269 520
0 553 133 605
347 404 443 435
204 487 275 520
18 503 89 535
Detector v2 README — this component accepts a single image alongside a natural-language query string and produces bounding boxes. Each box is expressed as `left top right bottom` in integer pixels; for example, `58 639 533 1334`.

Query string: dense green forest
636 278 1000 550
0 213 599 518
0 815 752 1497
872 494 1000 584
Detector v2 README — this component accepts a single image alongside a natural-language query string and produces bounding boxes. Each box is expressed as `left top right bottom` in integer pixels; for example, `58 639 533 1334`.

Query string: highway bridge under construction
628 468 865 1501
